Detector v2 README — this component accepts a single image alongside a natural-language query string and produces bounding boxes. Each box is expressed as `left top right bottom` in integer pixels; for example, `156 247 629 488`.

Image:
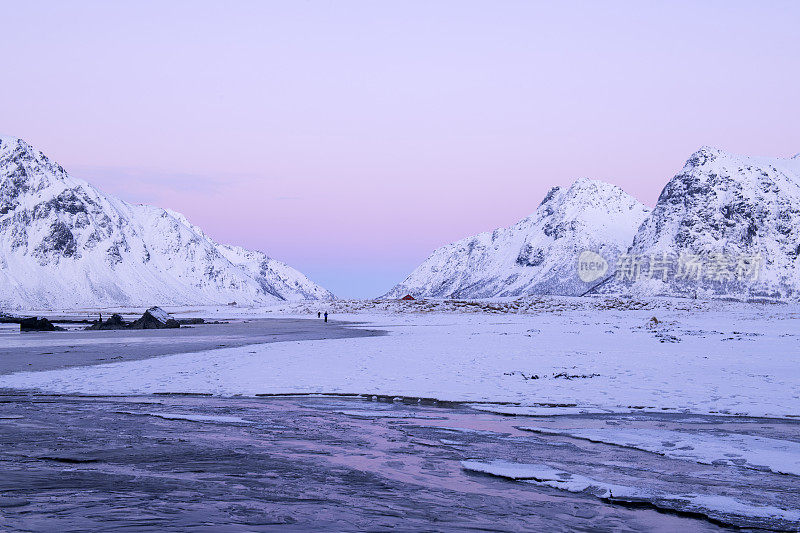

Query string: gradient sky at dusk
2 1 798 297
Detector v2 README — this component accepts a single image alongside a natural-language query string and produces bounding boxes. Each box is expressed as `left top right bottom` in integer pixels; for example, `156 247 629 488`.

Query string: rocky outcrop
85 314 128 330
19 317 62 331
129 308 180 329
85 308 180 330
607 147 800 299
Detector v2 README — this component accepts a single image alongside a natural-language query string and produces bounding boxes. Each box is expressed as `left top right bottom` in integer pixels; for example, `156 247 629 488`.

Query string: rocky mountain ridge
0 137 333 309
385 178 650 298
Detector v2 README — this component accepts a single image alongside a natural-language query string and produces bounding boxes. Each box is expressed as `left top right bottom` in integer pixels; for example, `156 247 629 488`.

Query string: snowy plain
2 296 798 420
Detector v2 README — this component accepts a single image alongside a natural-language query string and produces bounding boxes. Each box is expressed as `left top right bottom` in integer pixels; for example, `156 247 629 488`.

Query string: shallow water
0 393 797 532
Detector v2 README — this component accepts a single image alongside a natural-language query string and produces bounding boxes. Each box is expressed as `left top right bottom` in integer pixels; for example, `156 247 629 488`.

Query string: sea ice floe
467 404 625 416
461 459 800 527
335 409 443 419
518 426 800 476
117 411 253 424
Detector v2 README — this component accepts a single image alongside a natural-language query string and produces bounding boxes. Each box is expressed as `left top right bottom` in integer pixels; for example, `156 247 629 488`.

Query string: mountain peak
0 135 57 169
618 146 800 300
685 146 727 168
555 179 643 217
385 177 648 299
0 136 39 159
566 177 598 192
0 136 72 195
564 177 624 196
540 179 628 209
0 137 334 308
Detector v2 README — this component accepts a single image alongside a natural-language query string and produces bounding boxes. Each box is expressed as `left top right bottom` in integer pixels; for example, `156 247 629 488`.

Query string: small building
400 294 416 301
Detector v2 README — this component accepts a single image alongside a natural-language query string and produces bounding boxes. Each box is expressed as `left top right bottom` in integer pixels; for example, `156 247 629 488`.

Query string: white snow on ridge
609 147 800 299
0 136 333 310
385 179 649 299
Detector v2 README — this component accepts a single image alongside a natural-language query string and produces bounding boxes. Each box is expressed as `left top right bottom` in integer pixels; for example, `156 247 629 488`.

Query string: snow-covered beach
3 297 797 420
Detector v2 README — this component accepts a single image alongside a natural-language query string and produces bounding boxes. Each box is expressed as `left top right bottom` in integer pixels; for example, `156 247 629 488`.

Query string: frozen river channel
0 392 797 532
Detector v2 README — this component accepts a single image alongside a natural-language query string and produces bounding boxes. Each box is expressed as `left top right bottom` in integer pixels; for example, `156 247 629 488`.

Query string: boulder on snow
129 308 180 329
145 306 171 324
20 317 63 332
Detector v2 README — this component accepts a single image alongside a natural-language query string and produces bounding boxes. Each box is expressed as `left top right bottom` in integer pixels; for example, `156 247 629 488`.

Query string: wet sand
0 319 385 375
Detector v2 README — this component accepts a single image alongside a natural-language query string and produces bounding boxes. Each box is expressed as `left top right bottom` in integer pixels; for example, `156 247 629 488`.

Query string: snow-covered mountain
0 137 334 309
607 147 800 299
384 179 650 299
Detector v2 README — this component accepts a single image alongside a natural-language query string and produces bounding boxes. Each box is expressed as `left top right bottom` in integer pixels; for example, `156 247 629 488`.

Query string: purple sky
2 1 798 297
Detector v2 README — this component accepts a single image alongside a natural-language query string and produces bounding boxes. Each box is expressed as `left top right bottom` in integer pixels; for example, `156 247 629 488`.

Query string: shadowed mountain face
385 178 649 299
0 137 333 309
607 148 800 299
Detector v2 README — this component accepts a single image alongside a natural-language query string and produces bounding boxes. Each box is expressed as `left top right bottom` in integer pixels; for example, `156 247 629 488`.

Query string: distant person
324 312 328 323
317 311 321 318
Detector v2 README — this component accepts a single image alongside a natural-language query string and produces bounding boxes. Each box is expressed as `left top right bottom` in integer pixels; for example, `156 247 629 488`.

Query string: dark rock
129 311 180 329
85 313 127 330
516 244 545 267
20 317 62 332
32 220 79 263
85 309 180 331
176 318 205 325
0 313 24 324
538 186 561 206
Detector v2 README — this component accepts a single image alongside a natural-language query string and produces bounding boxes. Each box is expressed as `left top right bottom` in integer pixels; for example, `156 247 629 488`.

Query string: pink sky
2 1 798 296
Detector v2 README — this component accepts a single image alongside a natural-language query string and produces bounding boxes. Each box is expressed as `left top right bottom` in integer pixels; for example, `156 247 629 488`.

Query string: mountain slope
384 179 650 299
607 147 800 299
0 137 333 309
